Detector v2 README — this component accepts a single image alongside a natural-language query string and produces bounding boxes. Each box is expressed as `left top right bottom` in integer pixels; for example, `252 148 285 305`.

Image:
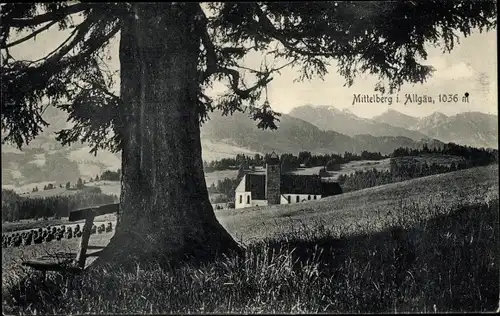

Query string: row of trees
203 151 388 173
338 158 486 193
391 143 498 166
99 169 121 181
204 143 497 175
30 178 87 192
2 187 118 222
46 169 122 193
207 178 239 197
83 169 122 184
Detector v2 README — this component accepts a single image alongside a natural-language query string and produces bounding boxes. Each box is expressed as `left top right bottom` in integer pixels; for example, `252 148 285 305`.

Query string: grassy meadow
2 229 114 285
219 164 498 243
2 164 499 313
290 158 391 181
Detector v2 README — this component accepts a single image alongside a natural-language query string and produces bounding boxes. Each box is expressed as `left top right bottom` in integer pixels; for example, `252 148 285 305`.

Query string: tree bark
90 3 242 271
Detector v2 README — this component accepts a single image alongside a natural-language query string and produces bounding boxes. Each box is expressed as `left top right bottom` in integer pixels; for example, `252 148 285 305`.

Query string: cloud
429 60 475 81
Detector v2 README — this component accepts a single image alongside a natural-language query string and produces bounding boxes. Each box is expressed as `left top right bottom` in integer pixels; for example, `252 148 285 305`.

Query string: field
218 164 498 243
5 156 461 198
2 164 498 313
1 140 259 189
393 154 466 167
2 229 114 285
201 140 260 162
314 158 391 181
3 165 497 270
3 163 497 239
204 169 240 187
2 160 390 235
4 168 241 198
2 163 499 313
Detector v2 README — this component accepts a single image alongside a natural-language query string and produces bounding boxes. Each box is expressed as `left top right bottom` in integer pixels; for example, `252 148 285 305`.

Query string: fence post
76 212 95 269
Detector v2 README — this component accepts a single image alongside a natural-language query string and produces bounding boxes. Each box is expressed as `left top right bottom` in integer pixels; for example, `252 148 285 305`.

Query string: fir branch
2 20 58 48
7 3 91 28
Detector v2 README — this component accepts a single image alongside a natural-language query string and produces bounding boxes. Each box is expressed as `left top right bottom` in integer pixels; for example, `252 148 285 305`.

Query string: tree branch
19 10 114 74
197 4 276 98
7 3 92 28
252 4 333 58
196 4 218 83
235 58 297 75
199 23 273 99
26 23 80 66
75 78 121 106
2 20 58 48
218 67 273 99
66 20 121 65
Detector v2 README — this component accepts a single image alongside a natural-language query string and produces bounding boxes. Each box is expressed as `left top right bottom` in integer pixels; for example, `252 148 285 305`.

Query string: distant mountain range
1 104 496 187
372 109 498 148
289 105 497 149
200 110 442 155
288 106 430 141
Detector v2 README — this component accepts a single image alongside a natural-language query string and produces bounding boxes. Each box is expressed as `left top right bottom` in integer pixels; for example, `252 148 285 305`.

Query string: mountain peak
371 109 420 129
385 108 402 114
426 111 447 119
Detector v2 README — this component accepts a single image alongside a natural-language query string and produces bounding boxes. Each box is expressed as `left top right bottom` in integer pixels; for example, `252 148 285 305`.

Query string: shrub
100 169 121 181
325 159 341 171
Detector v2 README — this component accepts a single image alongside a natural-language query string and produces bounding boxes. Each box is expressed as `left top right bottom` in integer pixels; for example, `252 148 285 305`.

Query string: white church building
234 152 342 209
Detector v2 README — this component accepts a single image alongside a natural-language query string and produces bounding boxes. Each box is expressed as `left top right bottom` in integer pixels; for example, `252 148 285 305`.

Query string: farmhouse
235 152 342 209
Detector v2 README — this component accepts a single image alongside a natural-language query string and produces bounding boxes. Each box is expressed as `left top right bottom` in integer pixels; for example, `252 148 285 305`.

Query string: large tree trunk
90 3 242 271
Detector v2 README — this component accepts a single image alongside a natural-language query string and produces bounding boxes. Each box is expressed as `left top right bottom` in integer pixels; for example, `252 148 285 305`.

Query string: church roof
245 174 266 200
280 174 322 195
241 173 338 198
235 175 247 192
266 151 280 164
321 181 343 196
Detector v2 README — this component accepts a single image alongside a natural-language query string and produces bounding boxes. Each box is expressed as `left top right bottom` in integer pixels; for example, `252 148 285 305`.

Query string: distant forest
203 150 388 173
2 168 121 223
2 142 497 222
339 143 497 192
203 142 498 173
204 142 498 201
2 187 117 223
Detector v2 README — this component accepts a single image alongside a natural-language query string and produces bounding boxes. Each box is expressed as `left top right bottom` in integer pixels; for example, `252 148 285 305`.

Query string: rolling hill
217 164 499 243
1 106 261 187
5 164 495 246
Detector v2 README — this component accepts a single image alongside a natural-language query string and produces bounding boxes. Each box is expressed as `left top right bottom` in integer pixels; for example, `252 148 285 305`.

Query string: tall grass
3 199 498 314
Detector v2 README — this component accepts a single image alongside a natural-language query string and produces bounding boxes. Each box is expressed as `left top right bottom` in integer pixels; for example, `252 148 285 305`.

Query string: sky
6 5 498 119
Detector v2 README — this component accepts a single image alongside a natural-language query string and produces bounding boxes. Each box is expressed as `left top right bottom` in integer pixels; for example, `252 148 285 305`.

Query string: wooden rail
22 203 119 273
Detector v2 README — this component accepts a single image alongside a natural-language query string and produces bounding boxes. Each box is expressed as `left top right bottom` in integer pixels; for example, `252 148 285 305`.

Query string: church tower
265 151 281 205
